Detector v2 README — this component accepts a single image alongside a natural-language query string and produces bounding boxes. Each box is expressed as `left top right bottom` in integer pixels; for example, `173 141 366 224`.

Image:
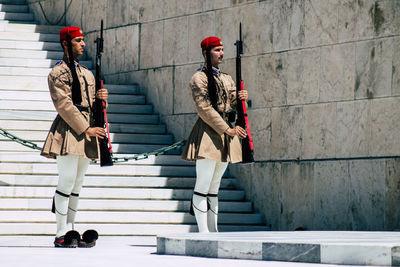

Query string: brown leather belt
74 104 90 113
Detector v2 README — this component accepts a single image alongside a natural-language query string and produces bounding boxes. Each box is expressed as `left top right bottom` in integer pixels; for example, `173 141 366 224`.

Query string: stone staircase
0 0 267 240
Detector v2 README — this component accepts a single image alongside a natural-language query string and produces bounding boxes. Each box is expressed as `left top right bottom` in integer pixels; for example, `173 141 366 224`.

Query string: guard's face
210 45 224 67
71 36 85 58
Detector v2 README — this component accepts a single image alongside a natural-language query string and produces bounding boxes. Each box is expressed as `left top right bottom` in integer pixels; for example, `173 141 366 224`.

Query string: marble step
0 210 263 225
0 22 63 33
0 64 100 76
0 57 92 68
0 20 33 24
0 91 52 101
0 91 145 104
107 103 153 114
0 110 159 124
0 66 51 76
0 119 55 129
0 222 268 235
0 12 33 21
0 76 139 93
108 94 146 104
0 100 153 114
157 231 400 266
0 141 180 154
0 48 63 59
106 84 140 95
0 120 166 134
0 100 55 111
0 82 137 93
0 31 60 42
0 162 196 177
0 130 172 144
0 4 28 12
0 0 26 5
131 131 176 145
0 110 56 120
0 198 252 213
0 152 190 166
109 123 166 134
0 186 244 200
0 175 233 189
0 75 48 90
0 39 60 50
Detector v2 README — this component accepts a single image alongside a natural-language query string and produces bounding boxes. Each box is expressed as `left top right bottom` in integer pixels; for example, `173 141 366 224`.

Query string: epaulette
79 64 88 70
197 67 220 76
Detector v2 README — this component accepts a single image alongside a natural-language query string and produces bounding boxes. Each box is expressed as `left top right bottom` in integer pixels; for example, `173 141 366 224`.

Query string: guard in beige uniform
41 26 108 247
182 36 248 232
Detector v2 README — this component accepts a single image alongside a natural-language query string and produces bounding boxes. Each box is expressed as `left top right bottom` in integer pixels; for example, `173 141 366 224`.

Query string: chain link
38 0 74 26
0 128 42 151
111 140 186 163
0 127 185 163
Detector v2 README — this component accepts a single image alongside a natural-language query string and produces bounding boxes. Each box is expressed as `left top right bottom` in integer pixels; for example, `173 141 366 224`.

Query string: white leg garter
54 155 89 237
207 161 228 232
192 159 228 233
67 156 90 231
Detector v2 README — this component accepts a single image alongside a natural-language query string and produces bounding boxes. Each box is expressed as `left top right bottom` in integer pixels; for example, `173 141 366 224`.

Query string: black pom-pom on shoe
78 229 98 248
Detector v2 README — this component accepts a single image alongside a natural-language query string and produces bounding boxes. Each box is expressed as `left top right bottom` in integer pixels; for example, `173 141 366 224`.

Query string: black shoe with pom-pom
54 230 80 248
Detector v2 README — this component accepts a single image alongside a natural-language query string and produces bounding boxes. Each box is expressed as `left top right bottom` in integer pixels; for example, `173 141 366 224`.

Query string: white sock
67 194 79 231
192 193 209 233
54 191 69 237
207 195 218 232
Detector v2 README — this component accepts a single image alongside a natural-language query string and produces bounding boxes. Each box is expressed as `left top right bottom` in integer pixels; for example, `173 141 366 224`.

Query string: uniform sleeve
226 74 247 111
48 69 89 135
190 72 230 135
227 75 237 110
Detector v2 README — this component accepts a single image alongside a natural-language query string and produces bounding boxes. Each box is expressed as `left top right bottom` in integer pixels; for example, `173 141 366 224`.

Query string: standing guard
41 26 108 247
182 36 249 232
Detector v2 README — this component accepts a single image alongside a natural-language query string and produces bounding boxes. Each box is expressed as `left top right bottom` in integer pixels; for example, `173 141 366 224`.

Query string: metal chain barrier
0 127 185 163
38 0 73 26
0 128 42 151
111 140 186 163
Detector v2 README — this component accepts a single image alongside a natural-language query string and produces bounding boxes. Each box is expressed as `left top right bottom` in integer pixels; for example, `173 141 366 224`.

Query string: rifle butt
241 137 254 163
99 138 113 167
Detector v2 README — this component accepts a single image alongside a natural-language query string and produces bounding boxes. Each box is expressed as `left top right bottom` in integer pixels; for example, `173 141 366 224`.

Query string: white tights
54 154 90 237
192 158 228 233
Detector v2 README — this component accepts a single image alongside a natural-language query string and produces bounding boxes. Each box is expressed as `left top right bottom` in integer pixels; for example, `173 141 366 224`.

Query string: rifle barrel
94 19 113 167
235 22 254 163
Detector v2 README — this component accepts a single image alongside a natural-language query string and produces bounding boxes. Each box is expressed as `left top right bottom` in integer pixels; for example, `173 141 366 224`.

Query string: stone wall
28 0 400 230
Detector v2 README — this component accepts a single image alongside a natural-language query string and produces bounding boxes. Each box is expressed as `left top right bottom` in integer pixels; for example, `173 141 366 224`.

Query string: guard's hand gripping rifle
235 23 254 163
94 20 113 166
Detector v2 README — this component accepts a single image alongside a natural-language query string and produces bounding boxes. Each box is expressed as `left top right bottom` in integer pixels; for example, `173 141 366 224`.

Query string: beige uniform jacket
181 66 242 163
41 57 99 160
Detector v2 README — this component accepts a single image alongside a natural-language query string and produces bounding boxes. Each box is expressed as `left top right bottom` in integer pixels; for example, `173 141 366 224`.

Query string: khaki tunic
181 67 242 163
41 57 99 160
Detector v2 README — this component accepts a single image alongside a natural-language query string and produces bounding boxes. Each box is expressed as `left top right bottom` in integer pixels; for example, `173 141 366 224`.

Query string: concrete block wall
28 0 400 230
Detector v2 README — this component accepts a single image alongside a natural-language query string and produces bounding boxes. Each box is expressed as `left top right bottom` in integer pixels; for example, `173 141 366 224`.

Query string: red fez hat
201 36 223 50
59 26 84 41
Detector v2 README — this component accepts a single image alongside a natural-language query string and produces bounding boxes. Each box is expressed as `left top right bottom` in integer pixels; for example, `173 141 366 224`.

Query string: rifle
234 23 254 163
94 20 113 166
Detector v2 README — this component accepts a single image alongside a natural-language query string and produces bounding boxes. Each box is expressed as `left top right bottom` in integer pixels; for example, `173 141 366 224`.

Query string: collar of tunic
197 65 222 76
